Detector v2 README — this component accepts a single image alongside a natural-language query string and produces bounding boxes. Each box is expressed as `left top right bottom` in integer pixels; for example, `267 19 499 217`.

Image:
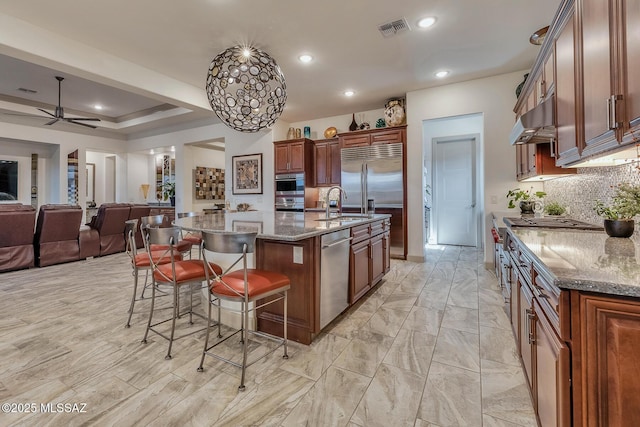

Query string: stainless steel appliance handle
362 163 368 214
321 237 353 249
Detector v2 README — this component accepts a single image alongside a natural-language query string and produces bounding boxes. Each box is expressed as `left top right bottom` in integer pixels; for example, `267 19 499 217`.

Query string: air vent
18 87 37 94
378 17 411 38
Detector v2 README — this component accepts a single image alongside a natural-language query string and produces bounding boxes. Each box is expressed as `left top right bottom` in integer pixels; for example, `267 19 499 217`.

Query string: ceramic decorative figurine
384 99 405 127
375 118 386 128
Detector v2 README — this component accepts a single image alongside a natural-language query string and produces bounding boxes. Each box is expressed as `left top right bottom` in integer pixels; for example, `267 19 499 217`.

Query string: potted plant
544 201 567 216
159 181 176 206
507 188 546 214
593 182 640 237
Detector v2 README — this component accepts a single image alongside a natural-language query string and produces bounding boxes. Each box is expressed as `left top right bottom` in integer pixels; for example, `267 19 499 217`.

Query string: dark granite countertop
509 227 640 298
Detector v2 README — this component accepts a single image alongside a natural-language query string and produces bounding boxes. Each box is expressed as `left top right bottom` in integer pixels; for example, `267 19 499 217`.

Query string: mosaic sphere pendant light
206 45 287 133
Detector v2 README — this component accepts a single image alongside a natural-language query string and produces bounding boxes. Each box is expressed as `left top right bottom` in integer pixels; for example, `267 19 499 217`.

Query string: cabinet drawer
351 224 370 243
341 134 370 148
370 220 384 237
533 272 564 337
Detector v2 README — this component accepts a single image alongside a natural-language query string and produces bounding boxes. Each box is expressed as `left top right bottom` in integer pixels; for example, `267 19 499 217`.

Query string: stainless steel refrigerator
340 142 404 257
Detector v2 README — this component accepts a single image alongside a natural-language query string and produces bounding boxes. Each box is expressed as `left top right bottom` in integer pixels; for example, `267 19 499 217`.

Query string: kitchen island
174 210 392 344
500 225 640 427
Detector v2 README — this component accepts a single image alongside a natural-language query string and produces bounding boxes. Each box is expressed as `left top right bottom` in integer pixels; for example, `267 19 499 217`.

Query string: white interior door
435 137 477 246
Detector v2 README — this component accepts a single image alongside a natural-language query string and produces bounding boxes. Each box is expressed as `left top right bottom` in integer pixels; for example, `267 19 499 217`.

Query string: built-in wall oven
275 173 305 211
275 173 305 196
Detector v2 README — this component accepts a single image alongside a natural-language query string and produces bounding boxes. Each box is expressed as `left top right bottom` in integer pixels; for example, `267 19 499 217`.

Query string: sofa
34 204 100 267
0 203 37 272
127 204 151 249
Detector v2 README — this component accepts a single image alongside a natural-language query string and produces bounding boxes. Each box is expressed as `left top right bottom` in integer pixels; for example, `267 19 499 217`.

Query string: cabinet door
288 141 305 172
314 142 329 186
510 258 520 339
622 1 640 139
543 53 554 98
534 300 571 427
274 144 291 174
370 128 404 145
350 240 370 303
382 229 390 273
555 11 581 165
580 0 618 155
515 144 526 179
370 233 384 285
519 278 535 391
329 140 341 185
579 293 640 427
341 134 369 148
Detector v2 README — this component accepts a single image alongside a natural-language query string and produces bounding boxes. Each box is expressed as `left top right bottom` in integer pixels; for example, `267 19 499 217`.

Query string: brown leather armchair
34 204 100 267
0 203 36 272
88 203 132 256
128 204 151 249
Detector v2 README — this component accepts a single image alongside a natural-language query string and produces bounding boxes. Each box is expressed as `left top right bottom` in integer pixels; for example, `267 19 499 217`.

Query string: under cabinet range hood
509 96 556 145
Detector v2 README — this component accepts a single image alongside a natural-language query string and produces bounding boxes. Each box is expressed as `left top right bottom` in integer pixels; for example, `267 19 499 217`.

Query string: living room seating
33 204 100 267
0 203 36 272
128 204 152 249
88 203 133 256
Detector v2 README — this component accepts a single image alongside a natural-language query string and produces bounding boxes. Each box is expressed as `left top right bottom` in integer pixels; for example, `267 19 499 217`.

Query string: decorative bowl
324 126 337 138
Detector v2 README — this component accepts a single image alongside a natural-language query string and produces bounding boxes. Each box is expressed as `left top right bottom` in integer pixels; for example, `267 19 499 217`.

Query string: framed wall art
232 153 262 194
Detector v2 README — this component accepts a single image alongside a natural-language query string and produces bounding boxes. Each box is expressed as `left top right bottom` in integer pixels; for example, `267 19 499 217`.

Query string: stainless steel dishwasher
320 229 352 329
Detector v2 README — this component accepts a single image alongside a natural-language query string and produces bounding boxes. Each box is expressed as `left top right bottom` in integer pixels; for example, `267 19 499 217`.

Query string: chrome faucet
325 186 347 217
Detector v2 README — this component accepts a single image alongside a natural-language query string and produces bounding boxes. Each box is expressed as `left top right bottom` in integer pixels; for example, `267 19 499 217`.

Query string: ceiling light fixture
206 45 287 133
94 105 103 110
299 54 313 63
417 16 437 29
435 70 449 78
344 90 355 97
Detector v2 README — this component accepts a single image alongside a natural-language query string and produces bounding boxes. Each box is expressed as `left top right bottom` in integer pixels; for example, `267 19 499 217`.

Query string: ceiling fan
8 76 101 129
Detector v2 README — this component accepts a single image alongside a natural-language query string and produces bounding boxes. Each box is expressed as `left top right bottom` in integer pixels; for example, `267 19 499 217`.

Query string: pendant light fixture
205 45 287 133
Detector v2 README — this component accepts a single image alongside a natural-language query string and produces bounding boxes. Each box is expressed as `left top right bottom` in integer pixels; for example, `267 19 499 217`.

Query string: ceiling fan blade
68 117 101 122
37 108 57 118
65 119 98 129
2 112 49 118
45 118 60 126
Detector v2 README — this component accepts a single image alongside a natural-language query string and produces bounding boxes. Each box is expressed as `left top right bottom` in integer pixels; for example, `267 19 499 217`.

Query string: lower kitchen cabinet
350 238 370 303
573 292 640 427
519 278 535 391
349 220 388 304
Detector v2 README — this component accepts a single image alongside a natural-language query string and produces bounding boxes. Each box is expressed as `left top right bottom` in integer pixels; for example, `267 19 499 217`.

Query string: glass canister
304 126 311 138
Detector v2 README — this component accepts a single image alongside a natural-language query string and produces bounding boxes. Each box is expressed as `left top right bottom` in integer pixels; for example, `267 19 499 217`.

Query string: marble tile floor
0 245 537 426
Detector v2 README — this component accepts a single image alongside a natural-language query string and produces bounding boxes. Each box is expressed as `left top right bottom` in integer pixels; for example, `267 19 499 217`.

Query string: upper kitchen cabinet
339 125 406 149
577 0 640 157
313 138 341 187
274 138 314 177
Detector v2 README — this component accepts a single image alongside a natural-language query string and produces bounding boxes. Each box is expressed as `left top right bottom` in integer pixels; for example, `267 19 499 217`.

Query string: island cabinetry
274 138 314 176
571 291 640 427
149 206 175 222
338 125 406 148
255 236 320 345
313 138 340 186
349 220 388 304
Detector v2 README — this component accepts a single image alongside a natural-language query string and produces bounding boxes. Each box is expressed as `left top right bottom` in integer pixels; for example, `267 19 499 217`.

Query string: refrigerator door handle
362 163 368 214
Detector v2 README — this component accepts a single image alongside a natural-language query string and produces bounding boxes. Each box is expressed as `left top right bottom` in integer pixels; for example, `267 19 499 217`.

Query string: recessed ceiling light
299 54 313 63
344 90 355 97
435 70 449 78
417 16 437 29
93 104 103 110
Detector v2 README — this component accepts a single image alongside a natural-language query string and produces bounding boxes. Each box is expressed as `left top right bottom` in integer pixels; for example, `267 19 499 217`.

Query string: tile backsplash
543 163 640 224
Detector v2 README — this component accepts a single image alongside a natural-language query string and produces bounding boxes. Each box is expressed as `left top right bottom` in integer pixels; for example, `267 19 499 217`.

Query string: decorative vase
295 128 302 138
384 98 406 127
375 118 386 128
287 127 296 139
519 200 535 214
304 126 310 138
604 219 634 238
349 114 358 131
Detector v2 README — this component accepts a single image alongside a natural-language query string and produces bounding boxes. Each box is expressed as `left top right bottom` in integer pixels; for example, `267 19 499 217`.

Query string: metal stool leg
165 284 179 360
239 299 249 392
142 279 156 344
283 290 289 359
126 268 139 328
197 296 213 373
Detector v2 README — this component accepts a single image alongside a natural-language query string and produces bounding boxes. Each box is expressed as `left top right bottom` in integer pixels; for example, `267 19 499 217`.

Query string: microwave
275 173 304 196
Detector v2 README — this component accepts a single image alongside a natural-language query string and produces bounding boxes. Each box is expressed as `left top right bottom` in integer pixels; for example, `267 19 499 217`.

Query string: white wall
407 70 539 264
290 109 385 139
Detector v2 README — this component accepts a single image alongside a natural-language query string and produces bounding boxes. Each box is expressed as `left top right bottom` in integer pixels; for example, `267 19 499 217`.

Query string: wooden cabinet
349 220 388 304
517 143 576 181
339 125 406 148
274 138 314 175
313 138 340 186
519 275 535 390
573 292 640 427
149 206 175 222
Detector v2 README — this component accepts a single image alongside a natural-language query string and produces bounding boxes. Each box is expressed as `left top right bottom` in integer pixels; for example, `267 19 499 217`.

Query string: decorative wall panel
194 167 225 200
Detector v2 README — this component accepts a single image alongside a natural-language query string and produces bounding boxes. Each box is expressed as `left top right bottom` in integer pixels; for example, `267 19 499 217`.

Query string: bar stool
124 219 181 328
197 231 290 391
177 211 203 259
141 214 193 260
142 226 222 359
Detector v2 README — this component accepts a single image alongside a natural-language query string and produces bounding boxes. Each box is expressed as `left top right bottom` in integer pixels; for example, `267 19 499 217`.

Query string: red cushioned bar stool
177 211 203 259
197 231 290 391
141 226 222 359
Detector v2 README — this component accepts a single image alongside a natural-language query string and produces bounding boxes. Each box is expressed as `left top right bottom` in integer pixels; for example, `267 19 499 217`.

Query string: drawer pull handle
526 308 536 344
